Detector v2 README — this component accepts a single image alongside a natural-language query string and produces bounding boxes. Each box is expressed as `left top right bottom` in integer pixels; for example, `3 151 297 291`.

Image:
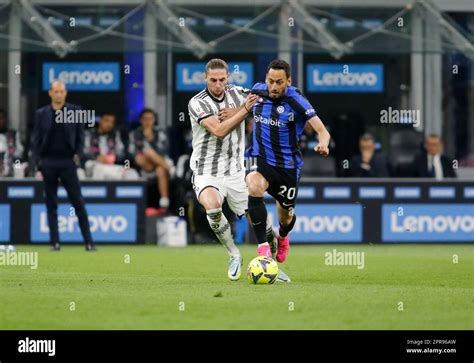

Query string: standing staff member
32 81 96 251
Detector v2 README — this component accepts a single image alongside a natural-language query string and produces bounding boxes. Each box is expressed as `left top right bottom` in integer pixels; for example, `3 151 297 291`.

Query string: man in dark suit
349 133 390 177
412 134 456 179
32 81 96 251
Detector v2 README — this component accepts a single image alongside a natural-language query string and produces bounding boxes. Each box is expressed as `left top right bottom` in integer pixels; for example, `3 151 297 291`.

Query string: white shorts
192 171 248 217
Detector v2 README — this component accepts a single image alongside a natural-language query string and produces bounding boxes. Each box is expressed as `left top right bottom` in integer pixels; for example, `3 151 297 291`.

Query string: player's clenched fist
314 143 329 156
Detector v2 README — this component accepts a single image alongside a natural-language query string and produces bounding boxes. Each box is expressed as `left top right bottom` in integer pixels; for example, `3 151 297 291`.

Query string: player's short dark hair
205 58 229 73
267 59 291 79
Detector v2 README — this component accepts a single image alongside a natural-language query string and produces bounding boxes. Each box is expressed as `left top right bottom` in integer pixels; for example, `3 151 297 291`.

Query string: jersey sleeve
289 93 317 122
251 82 266 91
188 98 213 125
229 85 250 107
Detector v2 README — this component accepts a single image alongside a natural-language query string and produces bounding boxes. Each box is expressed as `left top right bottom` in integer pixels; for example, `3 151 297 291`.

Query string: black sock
266 224 275 244
279 215 296 237
248 196 267 244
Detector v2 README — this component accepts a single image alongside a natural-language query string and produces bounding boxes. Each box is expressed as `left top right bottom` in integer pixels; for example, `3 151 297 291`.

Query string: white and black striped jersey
188 85 248 177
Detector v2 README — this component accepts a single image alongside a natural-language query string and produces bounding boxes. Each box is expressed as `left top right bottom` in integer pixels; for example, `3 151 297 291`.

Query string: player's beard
269 86 286 99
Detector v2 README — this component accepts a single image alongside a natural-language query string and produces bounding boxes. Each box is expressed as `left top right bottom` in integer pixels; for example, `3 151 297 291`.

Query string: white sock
159 197 170 208
206 208 240 257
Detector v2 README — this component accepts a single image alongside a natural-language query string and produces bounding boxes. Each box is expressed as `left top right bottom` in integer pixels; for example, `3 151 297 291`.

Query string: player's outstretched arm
308 115 331 156
201 94 258 139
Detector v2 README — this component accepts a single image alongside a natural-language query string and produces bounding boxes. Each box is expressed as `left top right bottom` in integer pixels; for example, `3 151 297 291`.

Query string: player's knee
247 179 266 197
201 198 221 210
246 172 266 196
199 190 222 210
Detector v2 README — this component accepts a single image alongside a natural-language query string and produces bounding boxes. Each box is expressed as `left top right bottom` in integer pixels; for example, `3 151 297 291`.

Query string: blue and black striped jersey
250 82 317 170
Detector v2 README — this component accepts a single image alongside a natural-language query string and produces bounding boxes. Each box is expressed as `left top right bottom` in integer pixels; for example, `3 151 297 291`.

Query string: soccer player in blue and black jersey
246 59 330 263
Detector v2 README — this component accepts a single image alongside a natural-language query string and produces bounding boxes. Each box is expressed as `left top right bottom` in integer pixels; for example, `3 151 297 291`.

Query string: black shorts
255 157 300 210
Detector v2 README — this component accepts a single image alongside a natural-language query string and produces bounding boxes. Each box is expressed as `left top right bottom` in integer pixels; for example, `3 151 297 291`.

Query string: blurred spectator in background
0 109 26 178
82 113 138 180
349 133 390 177
128 108 173 212
412 134 456 179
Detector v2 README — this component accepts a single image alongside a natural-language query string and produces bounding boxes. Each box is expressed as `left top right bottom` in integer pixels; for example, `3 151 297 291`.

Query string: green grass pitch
1 244 473 330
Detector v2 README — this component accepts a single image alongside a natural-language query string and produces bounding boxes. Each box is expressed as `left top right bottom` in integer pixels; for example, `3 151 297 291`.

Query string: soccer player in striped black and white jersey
188 59 258 281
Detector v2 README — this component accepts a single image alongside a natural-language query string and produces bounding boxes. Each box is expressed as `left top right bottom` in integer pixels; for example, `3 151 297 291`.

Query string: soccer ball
247 256 278 284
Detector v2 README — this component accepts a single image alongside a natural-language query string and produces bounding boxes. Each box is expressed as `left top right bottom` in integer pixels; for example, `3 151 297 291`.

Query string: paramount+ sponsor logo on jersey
306 63 384 92
176 62 254 91
382 204 474 242
30 203 137 242
267 204 362 242
42 62 120 91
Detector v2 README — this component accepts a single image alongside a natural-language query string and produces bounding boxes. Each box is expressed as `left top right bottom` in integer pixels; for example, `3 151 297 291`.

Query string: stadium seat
388 129 424 177
301 154 336 177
